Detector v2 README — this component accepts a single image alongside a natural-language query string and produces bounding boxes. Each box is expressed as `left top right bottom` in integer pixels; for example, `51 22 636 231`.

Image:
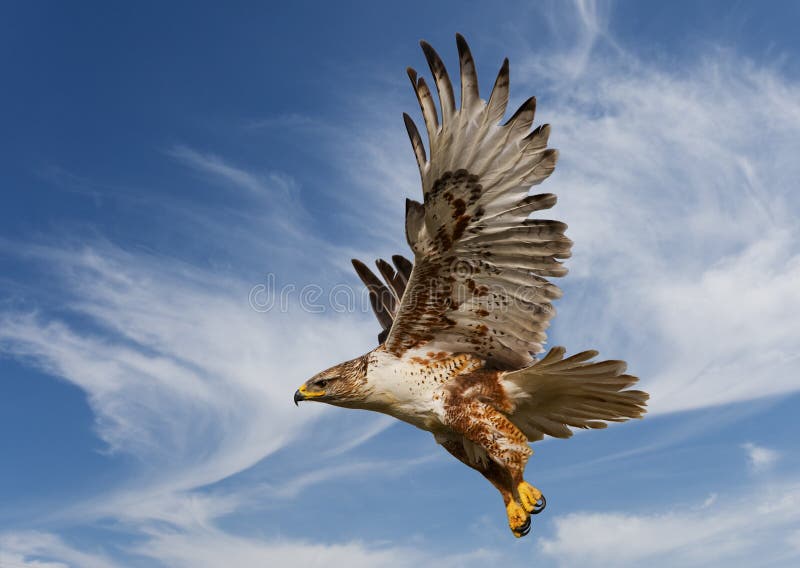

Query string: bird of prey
294 35 648 538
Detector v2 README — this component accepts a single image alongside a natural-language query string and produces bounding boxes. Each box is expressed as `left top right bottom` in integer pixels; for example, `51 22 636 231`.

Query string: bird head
294 355 369 408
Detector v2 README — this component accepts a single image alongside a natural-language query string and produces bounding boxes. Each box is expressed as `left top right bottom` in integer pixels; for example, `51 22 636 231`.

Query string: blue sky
1 1 800 566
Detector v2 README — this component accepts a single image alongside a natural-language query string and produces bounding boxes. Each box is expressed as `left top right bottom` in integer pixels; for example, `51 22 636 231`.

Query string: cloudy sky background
1 1 799 566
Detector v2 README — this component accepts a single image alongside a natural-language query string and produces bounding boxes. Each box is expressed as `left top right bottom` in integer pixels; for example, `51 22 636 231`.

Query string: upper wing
381 35 569 369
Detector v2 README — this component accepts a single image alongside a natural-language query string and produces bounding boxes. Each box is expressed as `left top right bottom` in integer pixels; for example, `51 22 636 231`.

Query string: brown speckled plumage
296 35 649 538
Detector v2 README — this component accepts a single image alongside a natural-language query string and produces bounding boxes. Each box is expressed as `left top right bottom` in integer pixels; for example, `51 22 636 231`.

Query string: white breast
363 347 482 432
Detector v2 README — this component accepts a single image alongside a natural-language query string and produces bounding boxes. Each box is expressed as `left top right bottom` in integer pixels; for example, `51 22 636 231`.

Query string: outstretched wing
381 35 568 369
352 255 414 344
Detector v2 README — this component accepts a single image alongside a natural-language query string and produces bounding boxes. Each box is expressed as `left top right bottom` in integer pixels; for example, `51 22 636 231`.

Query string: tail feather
502 347 649 442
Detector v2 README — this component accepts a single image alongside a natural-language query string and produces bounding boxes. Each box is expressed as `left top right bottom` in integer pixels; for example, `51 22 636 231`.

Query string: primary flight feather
294 35 648 538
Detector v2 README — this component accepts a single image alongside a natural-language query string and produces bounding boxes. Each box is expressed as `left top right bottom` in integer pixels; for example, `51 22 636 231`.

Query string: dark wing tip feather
530 192 558 210
504 96 537 127
524 123 551 142
455 33 479 110
375 258 394 271
375 258 396 282
351 258 382 289
367 289 393 331
419 39 456 119
406 197 422 211
354 258 395 335
391 255 413 292
418 39 435 55
392 254 413 275
487 58 511 120
402 112 427 169
412 75 439 136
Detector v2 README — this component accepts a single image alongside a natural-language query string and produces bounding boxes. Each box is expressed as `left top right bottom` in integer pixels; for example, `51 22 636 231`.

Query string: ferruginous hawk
294 35 648 538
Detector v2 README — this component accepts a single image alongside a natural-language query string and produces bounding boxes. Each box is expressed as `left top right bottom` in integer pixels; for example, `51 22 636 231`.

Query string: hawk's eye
317 379 328 388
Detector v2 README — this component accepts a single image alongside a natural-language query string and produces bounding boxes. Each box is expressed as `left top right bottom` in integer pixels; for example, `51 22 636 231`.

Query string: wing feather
420 40 456 127
403 112 427 172
456 33 480 113
486 58 510 126
351 256 414 344
354 36 568 368
392 254 413 284
407 68 439 145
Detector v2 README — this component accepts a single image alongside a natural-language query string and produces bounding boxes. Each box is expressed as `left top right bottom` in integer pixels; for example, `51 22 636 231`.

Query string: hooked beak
293 384 326 406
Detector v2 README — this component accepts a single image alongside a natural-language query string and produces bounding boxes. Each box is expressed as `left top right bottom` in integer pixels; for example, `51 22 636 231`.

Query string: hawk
294 35 648 537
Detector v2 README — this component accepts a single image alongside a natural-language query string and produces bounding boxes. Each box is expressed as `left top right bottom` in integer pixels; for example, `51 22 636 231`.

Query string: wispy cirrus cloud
2 1 800 566
496 3 800 416
166 144 283 196
0 241 380 497
742 442 781 473
0 237 422 565
538 481 800 567
0 526 495 568
128 528 496 568
0 531 121 568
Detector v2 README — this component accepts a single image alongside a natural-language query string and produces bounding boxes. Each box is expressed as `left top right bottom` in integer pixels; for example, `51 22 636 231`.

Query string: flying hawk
294 35 648 538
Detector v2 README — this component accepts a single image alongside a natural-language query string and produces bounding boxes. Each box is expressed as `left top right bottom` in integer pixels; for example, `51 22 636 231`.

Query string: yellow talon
506 501 530 537
518 481 543 513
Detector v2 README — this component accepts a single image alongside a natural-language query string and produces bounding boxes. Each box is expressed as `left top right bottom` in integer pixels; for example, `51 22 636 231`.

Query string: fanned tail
502 347 649 442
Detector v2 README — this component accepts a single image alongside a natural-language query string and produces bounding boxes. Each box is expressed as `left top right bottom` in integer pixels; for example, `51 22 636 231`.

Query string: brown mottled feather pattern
306 36 652 537
369 38 565 369
442 369 532 484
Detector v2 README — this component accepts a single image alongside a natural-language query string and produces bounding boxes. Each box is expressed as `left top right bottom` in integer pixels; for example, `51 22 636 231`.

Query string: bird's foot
506 501 531 538
518 481 546 515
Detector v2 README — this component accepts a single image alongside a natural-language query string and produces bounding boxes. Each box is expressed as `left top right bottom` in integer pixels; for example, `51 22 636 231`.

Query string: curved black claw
531 493 546 515
517 515 532 537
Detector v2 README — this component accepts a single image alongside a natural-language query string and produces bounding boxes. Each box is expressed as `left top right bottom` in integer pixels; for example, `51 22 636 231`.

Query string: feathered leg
438 437 533 536
443 391 544 537
437 437 512 497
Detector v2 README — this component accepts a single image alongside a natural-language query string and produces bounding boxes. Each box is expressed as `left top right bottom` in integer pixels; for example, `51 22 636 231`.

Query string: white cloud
0 133 408 564
128 528 495 568
539 481 800 567
322 415 396 458
166 144 284 196
699 493 717 509
163 144 323 252
3 2 800 565
0 528 495 568
263 453 440 500
0 532 121 568
0 242 379 496
535 0 622 80
499 9 800 415
742 442 781 472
